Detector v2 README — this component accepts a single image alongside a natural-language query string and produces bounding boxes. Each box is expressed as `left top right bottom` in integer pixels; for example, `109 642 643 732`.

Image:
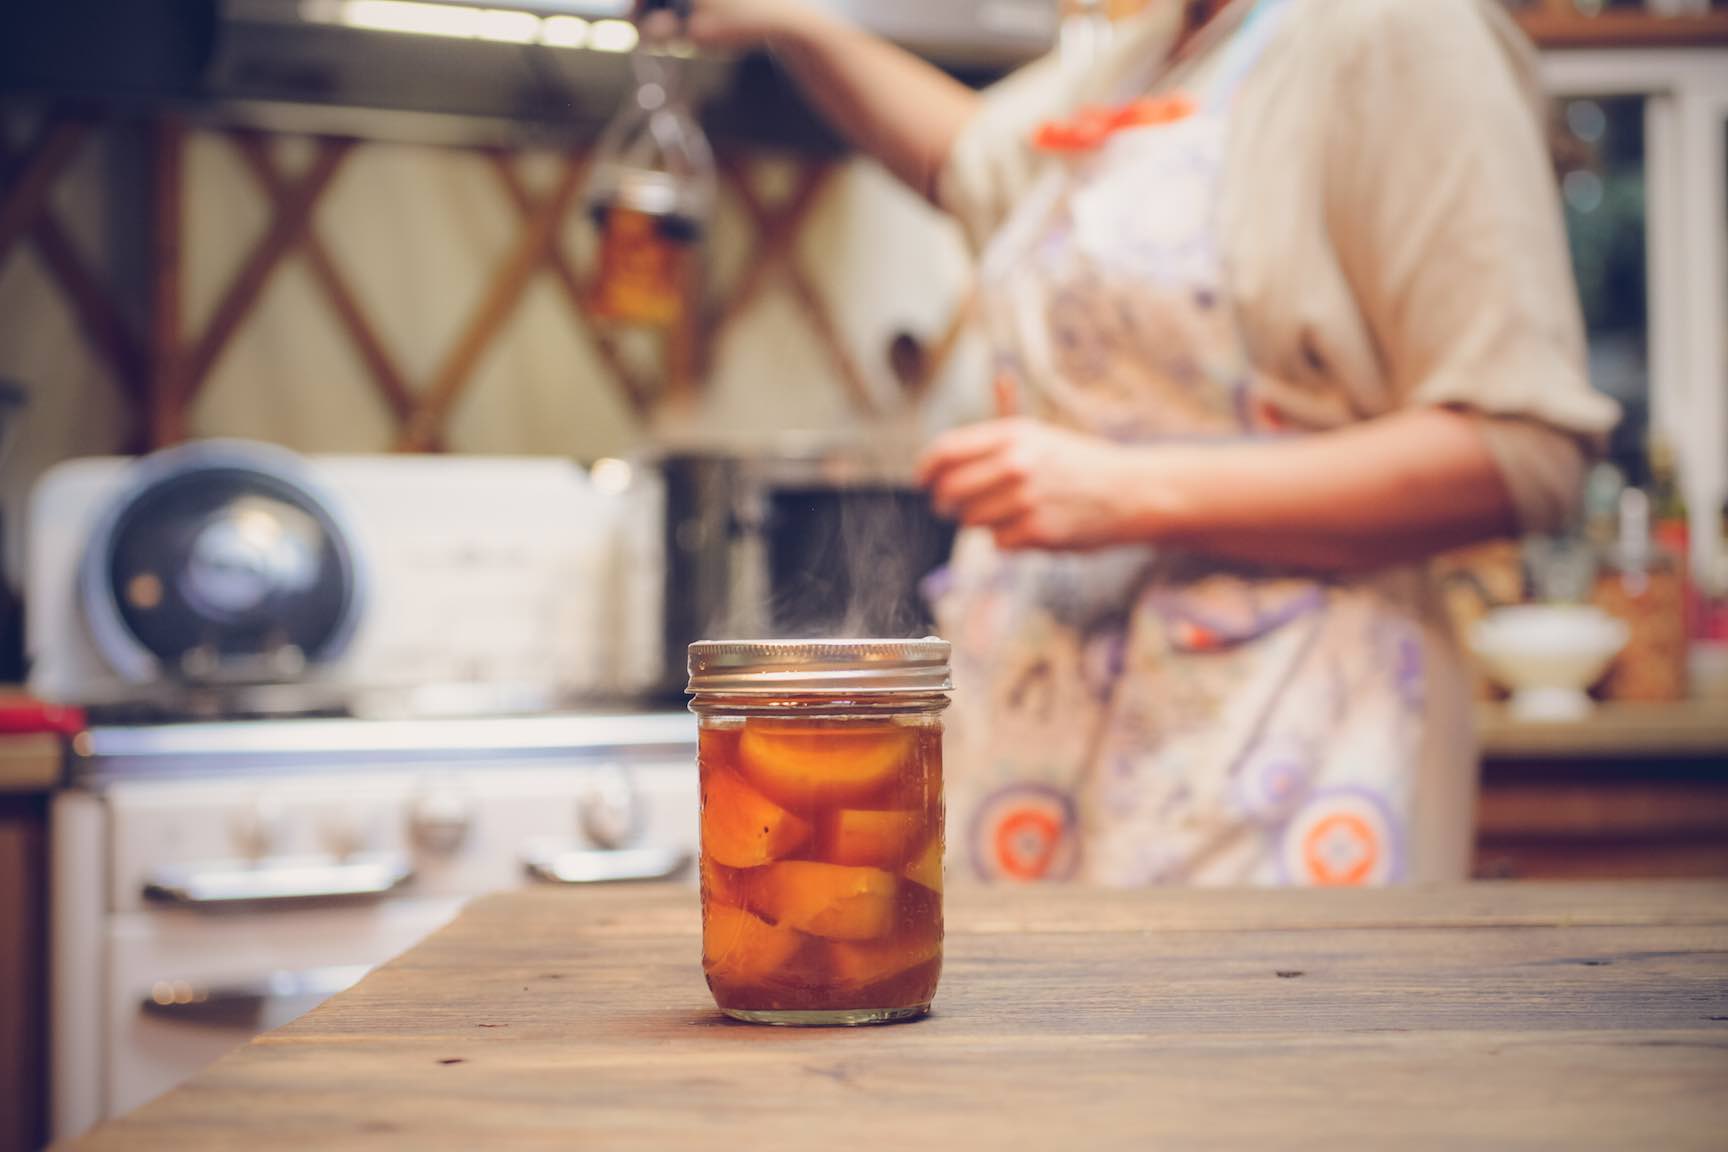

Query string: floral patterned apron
931 0 1430 886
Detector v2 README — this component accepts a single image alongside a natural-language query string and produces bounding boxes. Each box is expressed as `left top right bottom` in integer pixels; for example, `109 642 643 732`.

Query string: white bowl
1468 605 1629 722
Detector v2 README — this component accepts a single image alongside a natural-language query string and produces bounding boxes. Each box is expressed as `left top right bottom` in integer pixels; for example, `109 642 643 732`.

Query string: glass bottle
1647 431 1690 572
1648 430 1715 645
1581 461 1625 557
1705 499 1728 644
1592 487 1689 701
1648 432 1687 520
687 638 950 1026
584 2 715 329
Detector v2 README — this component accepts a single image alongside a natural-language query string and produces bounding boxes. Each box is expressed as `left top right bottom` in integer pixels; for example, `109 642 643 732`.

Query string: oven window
1556 93 1649 476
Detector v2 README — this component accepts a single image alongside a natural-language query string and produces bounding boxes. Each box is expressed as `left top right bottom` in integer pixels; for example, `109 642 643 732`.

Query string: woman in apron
666 0 1620 884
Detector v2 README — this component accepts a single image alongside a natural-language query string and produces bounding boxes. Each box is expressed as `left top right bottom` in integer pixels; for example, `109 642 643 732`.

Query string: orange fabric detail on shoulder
1032 93 1197 153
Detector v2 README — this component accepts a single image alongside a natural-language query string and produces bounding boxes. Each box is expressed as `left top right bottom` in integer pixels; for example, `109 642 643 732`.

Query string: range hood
820 0 1057 63
2 0 1057 147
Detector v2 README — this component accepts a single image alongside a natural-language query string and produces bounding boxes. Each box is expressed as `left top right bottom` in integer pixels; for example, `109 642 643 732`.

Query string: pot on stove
650 435 956 699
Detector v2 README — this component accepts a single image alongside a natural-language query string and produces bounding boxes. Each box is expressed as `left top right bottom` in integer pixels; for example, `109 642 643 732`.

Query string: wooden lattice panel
0 108 977 454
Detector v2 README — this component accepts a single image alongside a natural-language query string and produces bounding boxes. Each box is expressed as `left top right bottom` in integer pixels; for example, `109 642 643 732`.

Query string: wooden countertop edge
1478 701 1728 760
0 731 63 793
450 880 1728 935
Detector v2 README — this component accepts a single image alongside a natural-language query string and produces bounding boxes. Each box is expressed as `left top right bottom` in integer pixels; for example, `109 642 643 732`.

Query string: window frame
1540 49 1728 581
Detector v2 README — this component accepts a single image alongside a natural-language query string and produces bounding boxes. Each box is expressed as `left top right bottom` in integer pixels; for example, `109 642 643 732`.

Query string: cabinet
1474 702 1728 878
0 734 56 1152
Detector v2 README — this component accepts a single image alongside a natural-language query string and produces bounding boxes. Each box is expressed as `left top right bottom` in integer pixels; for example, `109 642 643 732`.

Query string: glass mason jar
687 638 950 1026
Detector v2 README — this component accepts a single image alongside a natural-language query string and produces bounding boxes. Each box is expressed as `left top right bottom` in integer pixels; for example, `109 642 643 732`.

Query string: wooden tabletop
68 882 1728 1151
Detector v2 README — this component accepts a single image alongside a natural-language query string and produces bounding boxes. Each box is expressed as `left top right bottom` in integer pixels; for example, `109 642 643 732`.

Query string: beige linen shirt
937 0 1620 532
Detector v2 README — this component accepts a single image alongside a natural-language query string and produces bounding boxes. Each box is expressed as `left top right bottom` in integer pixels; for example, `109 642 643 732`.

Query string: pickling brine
686 639 951 1026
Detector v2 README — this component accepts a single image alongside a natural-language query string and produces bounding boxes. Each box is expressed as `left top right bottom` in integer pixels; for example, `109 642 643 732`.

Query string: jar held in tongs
585 0 716 329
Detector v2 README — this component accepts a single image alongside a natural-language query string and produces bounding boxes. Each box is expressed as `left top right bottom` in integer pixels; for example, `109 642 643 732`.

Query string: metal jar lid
687 638 951 696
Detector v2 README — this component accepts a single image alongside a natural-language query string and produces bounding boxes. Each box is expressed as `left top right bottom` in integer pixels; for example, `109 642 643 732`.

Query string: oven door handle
143 853 415 908
140 964 370 1027
524 845 691 885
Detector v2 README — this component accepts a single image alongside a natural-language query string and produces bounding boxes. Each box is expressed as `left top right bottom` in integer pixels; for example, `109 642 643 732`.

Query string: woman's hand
639 0 975 199
638 0 821 49
916 418 1140 552
917 408 1521 568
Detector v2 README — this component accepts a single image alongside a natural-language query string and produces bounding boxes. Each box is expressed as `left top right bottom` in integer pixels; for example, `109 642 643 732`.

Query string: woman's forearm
1122 408 1520 572
918 407 1520 568
767 10 979 200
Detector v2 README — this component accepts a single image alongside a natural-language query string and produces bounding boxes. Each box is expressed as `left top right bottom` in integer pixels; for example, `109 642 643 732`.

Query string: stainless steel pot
652 440 955 698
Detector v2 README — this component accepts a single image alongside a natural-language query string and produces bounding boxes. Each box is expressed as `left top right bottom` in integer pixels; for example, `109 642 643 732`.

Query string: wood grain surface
65 883 1728 1152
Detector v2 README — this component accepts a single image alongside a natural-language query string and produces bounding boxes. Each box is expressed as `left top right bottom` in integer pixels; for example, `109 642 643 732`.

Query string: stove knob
320 808 375 861
408 780 475 855
578 766 641 851
230 797 285 860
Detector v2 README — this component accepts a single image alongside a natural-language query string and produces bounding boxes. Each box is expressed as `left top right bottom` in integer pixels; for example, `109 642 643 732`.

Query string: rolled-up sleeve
934 54 1065 252
937 6 1185 251
1324 0 1619 533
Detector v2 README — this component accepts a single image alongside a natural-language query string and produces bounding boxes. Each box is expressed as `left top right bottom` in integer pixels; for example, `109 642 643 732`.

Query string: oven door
102 897 462 1120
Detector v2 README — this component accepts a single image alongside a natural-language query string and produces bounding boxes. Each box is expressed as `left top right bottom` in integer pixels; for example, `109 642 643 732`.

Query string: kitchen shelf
1512 9 1728 48
1475 700 1728 880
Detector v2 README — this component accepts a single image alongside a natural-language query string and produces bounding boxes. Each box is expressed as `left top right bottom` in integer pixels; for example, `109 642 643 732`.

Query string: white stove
51 712 696 1137
27 445 695 1142
27 444 666 716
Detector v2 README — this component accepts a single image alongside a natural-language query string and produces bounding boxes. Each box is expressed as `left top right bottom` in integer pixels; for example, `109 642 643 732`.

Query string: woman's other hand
916 418 1139 552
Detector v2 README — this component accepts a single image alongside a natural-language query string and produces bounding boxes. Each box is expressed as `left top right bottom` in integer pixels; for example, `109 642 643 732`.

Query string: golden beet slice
704 901 802 983
752 861 898 941
738 723 915 809
700 854 745 909
904 836 943 892
830 809 922 869
701 768 811 870
829 931 940 989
